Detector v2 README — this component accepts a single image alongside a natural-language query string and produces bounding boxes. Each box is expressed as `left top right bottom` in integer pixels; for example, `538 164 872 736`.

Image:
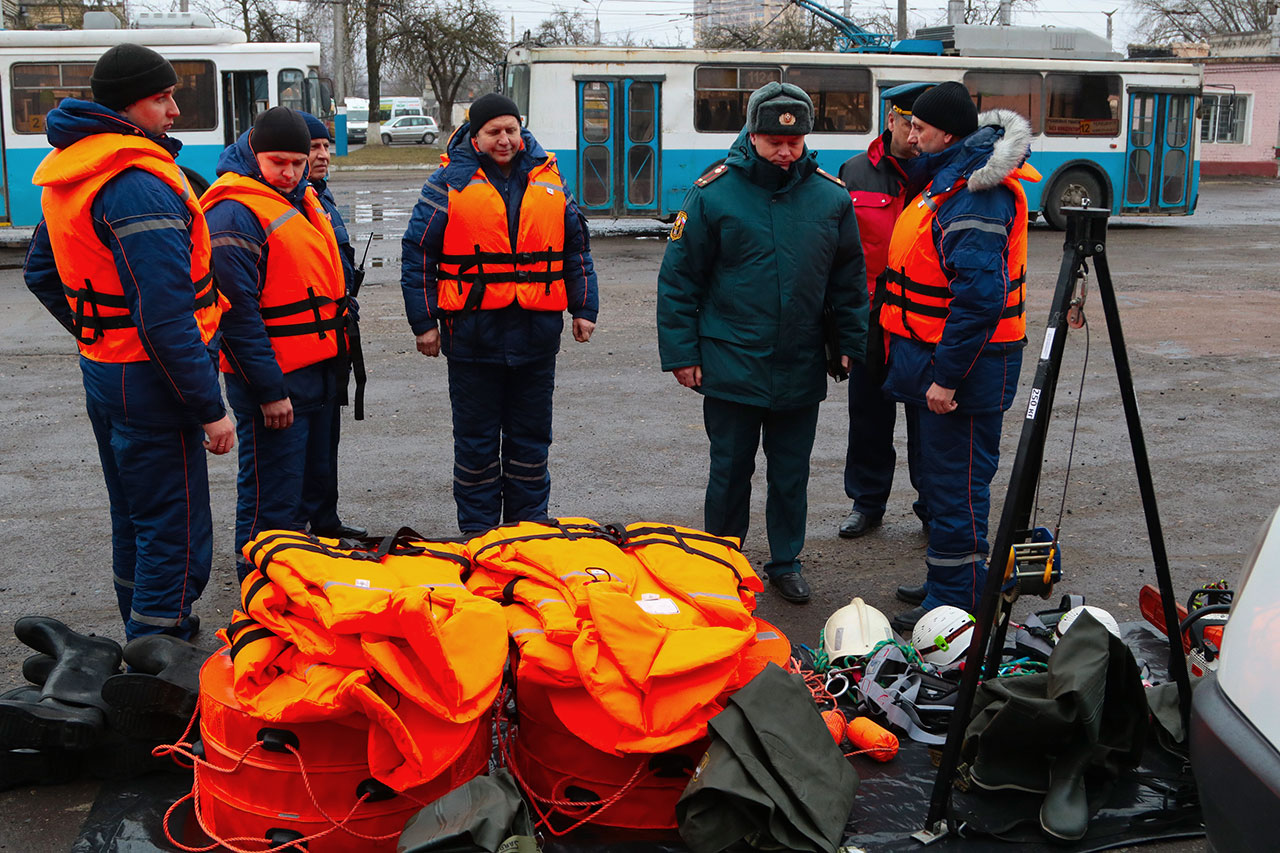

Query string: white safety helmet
823 597 893 662
911 606 975 667
1055 605 1121 641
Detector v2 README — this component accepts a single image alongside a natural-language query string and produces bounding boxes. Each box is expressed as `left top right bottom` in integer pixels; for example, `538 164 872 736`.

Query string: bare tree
196 0 314 42
1132 0 1272 41
698 9 838 49
388 0 505 135
534 7 592 45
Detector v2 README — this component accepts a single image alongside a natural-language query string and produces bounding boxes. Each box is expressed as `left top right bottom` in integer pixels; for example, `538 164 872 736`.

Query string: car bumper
348 130 366 143
1191 672 1280 850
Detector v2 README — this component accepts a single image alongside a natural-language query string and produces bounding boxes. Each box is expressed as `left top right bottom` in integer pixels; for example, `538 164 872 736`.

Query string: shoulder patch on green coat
815 168 845 187
695 164 728 187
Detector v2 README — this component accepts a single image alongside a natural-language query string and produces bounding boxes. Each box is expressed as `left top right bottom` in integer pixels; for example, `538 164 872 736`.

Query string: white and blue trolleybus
0 27 329 227
502 44 1203 228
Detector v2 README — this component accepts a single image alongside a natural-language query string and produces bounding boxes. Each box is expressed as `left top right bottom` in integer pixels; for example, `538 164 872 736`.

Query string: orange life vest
436 158 568 312
880 164 1040 345
34 134 225 363
225 529 508 791
464 519 771 753
201 173 346 374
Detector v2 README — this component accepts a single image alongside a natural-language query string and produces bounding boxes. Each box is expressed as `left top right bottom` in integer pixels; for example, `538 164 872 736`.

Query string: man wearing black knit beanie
203 107 352 579
24 44 233 655
878 80 1042 635
401 93 598 534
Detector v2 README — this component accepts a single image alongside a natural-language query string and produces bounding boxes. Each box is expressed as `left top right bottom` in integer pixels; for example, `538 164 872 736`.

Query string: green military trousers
703 396 820 579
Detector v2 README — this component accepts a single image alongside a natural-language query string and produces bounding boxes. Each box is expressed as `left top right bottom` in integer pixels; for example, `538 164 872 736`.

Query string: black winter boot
100 634 213 741
0 617 122 751
0 685 83 789
21 654 54 685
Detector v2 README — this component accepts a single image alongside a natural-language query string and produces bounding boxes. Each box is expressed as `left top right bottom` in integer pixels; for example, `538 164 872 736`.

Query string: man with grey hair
657 81 867 604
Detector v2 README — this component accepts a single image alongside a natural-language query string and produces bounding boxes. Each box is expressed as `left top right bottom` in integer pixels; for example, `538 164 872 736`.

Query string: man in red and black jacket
836 82 932 543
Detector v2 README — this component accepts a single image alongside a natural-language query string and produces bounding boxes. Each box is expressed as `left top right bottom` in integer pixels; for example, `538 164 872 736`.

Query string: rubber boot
100 634 213 742
0 617 121 750
0 685 83 789
21 654 54 685
1039 745 1095 841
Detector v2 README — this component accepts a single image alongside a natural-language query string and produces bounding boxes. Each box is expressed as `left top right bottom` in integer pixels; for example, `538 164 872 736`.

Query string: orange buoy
821 708 848 745
847 716 898 762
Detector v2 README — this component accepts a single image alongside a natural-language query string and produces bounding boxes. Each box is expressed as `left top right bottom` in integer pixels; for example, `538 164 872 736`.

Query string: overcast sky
493 0 1148 52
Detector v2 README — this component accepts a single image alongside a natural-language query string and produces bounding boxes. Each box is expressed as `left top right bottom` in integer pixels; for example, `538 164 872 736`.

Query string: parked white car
380 115 439 146
1191 506 1279 851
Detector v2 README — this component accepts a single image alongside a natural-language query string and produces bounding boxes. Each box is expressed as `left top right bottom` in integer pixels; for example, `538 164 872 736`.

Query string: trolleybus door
576 77 662 217
0 86 10 225
1123 91 1194 214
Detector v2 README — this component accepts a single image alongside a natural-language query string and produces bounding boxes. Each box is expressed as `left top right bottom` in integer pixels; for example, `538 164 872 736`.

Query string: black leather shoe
895 584 927 606
770 572 811 604
314 522 368 539
838 509 882 539
890 604 928 635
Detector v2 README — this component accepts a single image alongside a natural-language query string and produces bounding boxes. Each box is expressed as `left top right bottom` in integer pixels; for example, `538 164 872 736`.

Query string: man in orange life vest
203 107 350 579
24 44 234 641
877 82 1039 633
836 82 932 542
401 93 598 533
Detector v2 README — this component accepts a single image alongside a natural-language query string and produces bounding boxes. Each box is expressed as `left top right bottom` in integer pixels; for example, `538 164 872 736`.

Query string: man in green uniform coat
657 82 867 604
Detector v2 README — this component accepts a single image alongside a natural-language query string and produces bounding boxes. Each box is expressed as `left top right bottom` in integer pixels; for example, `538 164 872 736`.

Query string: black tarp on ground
72 625 1203 853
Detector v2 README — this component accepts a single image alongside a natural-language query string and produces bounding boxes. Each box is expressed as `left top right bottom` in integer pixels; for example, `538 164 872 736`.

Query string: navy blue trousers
227 370 337 580
702 396 820 579
302 400 343 532
844 361 927 521
915 405 1004 612
447 357 555 533
86 397 210 641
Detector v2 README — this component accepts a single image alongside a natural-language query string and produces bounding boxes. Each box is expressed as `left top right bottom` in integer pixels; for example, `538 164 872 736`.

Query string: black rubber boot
100 635 213 741
1039 745 1095 841
0 617 122 751
21 654 54 685
0 686 83 790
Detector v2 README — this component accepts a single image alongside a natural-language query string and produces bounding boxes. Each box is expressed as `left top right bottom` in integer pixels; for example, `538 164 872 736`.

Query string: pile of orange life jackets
222 530 507 791
465 519 790 753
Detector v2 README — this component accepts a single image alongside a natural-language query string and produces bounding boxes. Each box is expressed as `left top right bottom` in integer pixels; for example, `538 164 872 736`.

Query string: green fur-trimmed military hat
746 81 813 136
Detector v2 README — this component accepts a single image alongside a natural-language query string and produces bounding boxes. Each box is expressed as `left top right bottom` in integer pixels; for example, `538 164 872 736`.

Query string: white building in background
693 0 802 41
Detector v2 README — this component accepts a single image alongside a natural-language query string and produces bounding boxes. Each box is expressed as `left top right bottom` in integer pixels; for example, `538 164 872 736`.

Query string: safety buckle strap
264 315 346 338
258 292 343 320
192 271 219 310
882 287 949 320
437 248 565 266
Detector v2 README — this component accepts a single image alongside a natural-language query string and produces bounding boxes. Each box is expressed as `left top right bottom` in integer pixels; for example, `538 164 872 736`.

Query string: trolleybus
0 27 330 226
502 45 1203 228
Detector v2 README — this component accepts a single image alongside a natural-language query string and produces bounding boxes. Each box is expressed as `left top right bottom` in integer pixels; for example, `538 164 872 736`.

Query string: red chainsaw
1138 582 1232 677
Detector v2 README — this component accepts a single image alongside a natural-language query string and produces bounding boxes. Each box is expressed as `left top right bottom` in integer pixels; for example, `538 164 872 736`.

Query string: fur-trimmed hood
905 108 1034 196
967 108 1033 191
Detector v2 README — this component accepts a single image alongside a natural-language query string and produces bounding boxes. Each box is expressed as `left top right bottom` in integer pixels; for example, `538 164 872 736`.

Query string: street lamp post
583 0 604 44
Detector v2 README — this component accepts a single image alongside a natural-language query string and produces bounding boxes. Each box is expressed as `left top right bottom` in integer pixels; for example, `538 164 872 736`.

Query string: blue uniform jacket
400 124 599 365
312 177 356 295
884 115 1031 415
205 131 334 411
24 98 226 427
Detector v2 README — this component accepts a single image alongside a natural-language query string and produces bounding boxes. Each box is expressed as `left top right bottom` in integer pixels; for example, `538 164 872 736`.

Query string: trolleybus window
12 60 215 134
506 64 530 118
964 71 1042 133
170 61 216 130
279 68 305 111
1045 73 1120 137
694 65 781 132
784 66 870 133
12 62 92 134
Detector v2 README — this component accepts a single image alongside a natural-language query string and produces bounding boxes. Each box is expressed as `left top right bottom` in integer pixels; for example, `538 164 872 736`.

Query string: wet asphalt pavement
2 172 1275 850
